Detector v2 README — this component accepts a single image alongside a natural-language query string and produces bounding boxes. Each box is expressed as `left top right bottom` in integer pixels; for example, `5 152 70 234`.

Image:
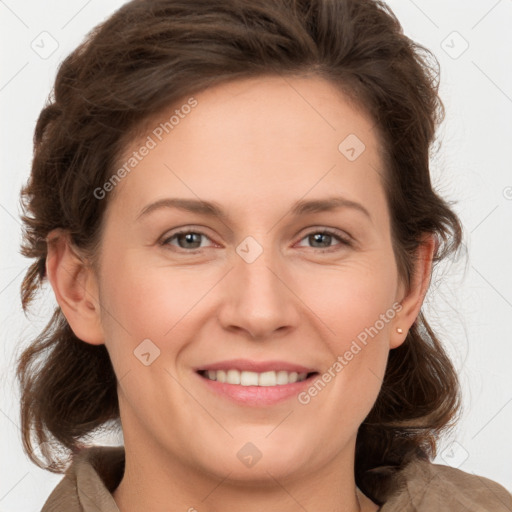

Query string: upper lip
196 359 317 374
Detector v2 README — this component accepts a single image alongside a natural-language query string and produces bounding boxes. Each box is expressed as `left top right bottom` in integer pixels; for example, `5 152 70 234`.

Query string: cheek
100 254 191 330
300 287 393 438
327 286 397 359
299 257 397 404
300 257 398 347
97 254 219 365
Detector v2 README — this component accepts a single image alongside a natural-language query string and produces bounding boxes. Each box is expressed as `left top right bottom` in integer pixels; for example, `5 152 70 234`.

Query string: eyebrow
136 196 372 224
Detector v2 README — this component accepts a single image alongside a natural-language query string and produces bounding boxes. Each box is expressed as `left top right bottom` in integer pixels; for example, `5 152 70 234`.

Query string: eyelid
159 225 219 249
159 225 354 253
294 227 353 249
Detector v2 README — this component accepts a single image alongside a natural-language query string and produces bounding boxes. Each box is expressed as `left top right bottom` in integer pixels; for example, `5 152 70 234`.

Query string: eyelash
159 227 353 254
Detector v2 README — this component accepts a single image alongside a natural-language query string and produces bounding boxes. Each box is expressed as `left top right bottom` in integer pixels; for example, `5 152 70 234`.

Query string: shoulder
380 457 512 512
40 445 124 512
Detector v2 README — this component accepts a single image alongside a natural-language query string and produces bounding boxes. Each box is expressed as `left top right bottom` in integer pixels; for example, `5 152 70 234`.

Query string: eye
296 229 352 252
161 229 215 251
159 227 353 253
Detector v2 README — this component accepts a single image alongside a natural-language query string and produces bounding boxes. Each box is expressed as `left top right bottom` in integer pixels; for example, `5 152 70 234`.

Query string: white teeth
202 369 310 386
259 371 276 386
276 370 289 385
240 371 259 386
226 369 240 384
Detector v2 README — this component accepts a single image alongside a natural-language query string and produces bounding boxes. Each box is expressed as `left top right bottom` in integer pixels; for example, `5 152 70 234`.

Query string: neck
112 431 376 512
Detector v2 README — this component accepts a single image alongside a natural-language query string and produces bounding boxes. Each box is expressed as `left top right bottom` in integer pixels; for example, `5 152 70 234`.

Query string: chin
190 436 312 484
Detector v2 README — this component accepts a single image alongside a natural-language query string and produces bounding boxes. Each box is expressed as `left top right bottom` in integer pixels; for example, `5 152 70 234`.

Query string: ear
390 234 437 349
45 229 105 345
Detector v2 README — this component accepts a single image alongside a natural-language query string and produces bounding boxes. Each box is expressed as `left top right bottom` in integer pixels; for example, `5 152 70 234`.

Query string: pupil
176 232 332 249
311 233 331 247
179 232 201 248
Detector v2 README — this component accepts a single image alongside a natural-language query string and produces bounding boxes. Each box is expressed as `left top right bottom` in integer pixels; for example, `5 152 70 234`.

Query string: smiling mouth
197 369 318 387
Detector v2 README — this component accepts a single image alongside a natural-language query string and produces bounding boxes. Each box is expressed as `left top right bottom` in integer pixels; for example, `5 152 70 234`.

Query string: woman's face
78 75 423 481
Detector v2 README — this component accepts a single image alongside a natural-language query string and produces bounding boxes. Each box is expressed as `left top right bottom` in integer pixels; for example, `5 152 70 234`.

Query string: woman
16 0 512 511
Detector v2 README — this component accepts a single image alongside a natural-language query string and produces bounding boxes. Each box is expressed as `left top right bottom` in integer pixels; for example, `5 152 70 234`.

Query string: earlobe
390 234 436 349
45 228 105 345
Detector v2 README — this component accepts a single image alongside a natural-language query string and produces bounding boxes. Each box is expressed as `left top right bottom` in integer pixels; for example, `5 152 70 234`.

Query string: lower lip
196 372 317 406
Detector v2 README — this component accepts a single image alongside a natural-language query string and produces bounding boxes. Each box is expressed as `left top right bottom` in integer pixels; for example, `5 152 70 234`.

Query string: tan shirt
40 445 512 511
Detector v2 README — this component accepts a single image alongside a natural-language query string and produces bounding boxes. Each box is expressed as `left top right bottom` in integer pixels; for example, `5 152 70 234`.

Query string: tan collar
41 445 512 512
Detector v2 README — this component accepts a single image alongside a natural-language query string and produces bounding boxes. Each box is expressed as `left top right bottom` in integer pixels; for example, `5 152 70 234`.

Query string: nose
217 243 300 340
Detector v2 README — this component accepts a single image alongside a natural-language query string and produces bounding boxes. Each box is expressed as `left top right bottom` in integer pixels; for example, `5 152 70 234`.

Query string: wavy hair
16 0 462 505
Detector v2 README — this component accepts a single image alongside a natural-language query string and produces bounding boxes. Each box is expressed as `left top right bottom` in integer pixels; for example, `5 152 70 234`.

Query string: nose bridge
219 235 298 338
238 241 280 299
235 235 286 307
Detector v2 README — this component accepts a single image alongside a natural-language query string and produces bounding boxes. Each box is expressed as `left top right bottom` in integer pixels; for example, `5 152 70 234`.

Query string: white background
1 0 511 510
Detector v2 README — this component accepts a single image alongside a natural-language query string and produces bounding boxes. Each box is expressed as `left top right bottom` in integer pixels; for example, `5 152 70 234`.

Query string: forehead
106 75 386 224
172 74 379 156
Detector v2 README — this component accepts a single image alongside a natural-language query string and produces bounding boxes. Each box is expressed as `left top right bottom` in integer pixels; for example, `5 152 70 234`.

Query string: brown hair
17 0 462 504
